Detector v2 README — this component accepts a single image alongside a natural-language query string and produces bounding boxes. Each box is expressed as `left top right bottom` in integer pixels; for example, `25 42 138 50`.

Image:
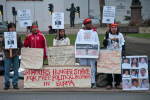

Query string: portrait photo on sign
131 79 140 89
139 68 148 78
122 58 131 69
139 57 148 68
131 58 139 68
122 79 131 89
140 79 149 89
131 69 139 78
122 69 130 78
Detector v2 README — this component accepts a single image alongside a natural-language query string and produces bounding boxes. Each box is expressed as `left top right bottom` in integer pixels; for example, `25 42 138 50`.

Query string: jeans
4 56 19 86
79 58 96 84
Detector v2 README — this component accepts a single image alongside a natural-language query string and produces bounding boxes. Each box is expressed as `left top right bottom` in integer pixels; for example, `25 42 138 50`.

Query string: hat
83 18 92 25
31 25 38 29
111 23 118 28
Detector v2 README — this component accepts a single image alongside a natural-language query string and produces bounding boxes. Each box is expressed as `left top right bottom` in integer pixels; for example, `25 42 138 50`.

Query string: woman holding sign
53 29 70 46
103 23 125 89
75 18 100 88
3 23 23 90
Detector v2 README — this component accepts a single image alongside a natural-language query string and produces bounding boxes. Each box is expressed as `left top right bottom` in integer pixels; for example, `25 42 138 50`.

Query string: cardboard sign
24 66 91 88
18 9 32 28
122 56 149 90
20 48 43 69
52 12 64 29
48 46 75 66
102 6 115 24
75 43 99 58
97 50 121 74
4 32 17 49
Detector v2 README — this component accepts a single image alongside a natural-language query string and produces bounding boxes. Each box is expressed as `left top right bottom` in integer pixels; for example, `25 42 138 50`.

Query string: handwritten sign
20 48 43 69
4 32 17 49
97 50 121 74
48 46 75 66
24 66 91 88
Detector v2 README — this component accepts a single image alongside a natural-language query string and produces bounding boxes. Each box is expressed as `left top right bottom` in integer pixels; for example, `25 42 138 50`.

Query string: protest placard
24 66 91 88
48 46 75 66
102 6 115 24
20 48 43 69
75 43 99 59
18 9 32 28
4 32 17 49
97 50 121 74
122 56 149 90
52 12 64 29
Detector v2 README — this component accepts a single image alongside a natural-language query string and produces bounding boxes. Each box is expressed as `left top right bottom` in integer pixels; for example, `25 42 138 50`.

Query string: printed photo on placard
122 69 130 78
140 79 149 89
131 69 139 78
139 57 148 68
139 68 148 78
122 58 131 69
131 58 139 69
131 78 140 89
122 56 149 90
122 78 132 89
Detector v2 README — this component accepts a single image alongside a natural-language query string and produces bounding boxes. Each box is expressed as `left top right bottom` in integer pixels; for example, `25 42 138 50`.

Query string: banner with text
97 50 121 74
24 66 91 88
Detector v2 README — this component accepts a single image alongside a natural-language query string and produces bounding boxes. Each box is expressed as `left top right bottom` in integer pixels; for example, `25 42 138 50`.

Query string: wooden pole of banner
9 49 12 58
112 73 115 88
56 29 59 40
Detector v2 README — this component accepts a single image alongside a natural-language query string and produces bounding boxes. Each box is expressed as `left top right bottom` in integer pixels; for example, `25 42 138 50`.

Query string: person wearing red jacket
24 25 47 59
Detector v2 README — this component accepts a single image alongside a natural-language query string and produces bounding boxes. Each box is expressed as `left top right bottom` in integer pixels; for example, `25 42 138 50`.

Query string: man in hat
75 18 100 88
24 25 47 59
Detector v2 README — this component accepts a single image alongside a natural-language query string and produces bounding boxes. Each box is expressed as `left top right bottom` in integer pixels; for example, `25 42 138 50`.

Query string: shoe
91 83 96 89
4 83 10 90
13 85 19 89
106 85 112 89
4 86 9 90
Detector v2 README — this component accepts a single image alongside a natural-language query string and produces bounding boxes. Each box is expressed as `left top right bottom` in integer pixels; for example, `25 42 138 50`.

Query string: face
133 80 139 86
85 23 92 30
8 26 16 32
140 58 146 63
59 29 65 37
132 58 138 63
140 69 146 76
31 27 38 34
123 59 129 63
111 27 117 34
125 70 129 75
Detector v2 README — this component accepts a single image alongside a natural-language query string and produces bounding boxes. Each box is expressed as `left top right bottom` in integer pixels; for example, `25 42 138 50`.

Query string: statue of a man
66 3 76 27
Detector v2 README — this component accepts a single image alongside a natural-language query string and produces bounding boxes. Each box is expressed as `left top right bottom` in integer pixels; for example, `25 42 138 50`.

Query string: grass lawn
21 34 105 47
127 33 150 39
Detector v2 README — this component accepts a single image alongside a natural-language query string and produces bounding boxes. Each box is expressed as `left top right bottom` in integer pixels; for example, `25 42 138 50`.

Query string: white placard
75 43 99 58
4 32 17 49
122 56 149 91
52 12 64 29
18 9 32 28
102 6 115 24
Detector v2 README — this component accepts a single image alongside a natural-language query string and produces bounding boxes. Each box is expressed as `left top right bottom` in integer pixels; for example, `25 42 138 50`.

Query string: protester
75 18 100 88
3 23 23 90
24 25 47 59
53 29 70 46
103 23 125 89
